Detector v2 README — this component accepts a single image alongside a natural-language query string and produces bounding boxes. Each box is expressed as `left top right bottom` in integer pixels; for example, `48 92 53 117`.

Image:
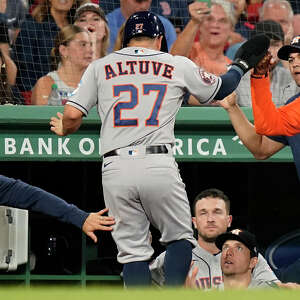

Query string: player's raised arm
219 92 285 160
214 34 271 100
184 34 271 104
250 45 300 136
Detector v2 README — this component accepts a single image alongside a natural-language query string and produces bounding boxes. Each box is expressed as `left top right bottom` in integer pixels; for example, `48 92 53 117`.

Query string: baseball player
250 35 300 137
150 188 279 288
0 174 115 242
50 11 269 286
216 229 277 289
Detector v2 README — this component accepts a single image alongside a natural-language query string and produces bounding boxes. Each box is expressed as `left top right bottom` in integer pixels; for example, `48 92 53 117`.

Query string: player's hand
189 1 210 24
50 112 64 136
253 51 272 76
82 208 115 243
184 261 199 289
276 282 300 289
219 92 238 110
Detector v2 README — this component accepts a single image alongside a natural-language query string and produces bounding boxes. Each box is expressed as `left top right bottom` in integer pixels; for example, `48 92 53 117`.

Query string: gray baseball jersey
67 47 221 155
67 47 223 264
150 244 278 288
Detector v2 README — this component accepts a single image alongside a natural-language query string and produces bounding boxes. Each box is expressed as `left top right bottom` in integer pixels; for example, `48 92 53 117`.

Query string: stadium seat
247 3 262 23
264 229 300 282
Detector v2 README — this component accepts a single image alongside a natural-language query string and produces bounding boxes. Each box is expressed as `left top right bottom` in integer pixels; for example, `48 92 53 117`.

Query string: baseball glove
231 34 270 74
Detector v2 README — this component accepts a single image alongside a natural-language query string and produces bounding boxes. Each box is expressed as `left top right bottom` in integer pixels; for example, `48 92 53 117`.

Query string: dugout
0 106 300 285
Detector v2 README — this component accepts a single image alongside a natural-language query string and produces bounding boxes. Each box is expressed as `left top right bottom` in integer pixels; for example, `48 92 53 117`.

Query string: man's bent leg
123 261 151 286
164 240 192 286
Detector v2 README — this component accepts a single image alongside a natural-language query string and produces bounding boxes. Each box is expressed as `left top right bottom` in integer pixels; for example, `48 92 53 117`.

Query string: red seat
21 91 32 105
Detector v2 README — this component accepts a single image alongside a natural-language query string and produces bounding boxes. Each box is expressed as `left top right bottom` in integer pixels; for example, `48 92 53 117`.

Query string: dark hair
192 188 230 216
0 49 14 105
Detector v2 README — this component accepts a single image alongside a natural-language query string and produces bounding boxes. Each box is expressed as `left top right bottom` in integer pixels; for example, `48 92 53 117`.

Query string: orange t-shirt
251 76 300 136
189 42 232 76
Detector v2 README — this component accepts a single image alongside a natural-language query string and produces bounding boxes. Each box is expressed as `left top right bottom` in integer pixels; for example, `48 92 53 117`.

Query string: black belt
104 145 168 158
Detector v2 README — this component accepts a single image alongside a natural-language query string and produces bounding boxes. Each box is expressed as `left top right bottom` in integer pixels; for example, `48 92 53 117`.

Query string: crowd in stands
0 0 299 106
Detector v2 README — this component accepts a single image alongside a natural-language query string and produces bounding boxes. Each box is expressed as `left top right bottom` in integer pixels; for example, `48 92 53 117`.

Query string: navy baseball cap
215 229 258 257
251 20 284 42
278 35 300 61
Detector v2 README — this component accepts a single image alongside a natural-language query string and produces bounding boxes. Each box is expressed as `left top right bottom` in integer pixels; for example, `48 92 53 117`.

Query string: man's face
288 52 300 86
121 0 152 18
192 197 232 243
262 3 292 37
221 240 257 276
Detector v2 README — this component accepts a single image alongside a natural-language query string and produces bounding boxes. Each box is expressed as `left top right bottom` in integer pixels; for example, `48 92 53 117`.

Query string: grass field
1 286 300 300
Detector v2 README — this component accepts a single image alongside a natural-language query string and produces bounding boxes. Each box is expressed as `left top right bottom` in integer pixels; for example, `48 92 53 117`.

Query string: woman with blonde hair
113 23 125 51
31 24 93 105
74 2 109 59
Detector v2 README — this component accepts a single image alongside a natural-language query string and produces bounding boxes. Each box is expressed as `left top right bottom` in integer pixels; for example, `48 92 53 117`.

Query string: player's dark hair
192 188 230 216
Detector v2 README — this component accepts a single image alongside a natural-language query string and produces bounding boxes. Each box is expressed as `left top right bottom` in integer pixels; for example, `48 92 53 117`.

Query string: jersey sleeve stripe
201 77 222 104
66 100 89 116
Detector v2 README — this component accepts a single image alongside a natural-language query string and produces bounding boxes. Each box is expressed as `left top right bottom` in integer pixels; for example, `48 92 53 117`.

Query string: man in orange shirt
251 35 300 136
219 38 300 181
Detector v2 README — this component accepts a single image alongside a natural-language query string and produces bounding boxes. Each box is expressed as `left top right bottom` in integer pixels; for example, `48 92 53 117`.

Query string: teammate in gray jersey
50 11 269 287
150 189 279 288
216 229 277 290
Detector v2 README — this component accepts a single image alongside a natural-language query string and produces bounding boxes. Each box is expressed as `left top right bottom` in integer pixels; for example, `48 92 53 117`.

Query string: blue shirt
12 15 60 91
0 175 88 229
0 0 27 29
106 8 177 53
268 92 300 181
150 0 190 28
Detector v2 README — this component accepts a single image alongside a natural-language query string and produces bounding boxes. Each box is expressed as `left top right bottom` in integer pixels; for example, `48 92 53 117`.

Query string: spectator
226 0 294 67
113 23 125 51
259 0 294 46
150 0 190 33
171 0 235 76
227 0 254 40
12 0 86 96
150 188 279 288
106 0 177 53
171 0 236 105
235 20 292 107
0 22 22 105
74 2 109 59
0 0 28 44
293 14 300 36
31 25 93 105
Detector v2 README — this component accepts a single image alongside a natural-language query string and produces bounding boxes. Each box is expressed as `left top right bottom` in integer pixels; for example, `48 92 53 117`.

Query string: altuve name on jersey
104 60 175 80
